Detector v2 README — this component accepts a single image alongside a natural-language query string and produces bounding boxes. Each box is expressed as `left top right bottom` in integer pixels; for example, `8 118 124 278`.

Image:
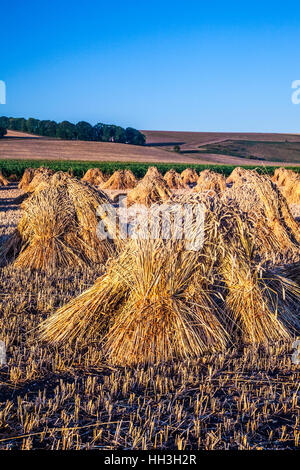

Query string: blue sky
1 1 300 132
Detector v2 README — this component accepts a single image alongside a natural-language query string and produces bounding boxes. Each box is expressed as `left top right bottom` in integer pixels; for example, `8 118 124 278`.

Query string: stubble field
0 178 299 450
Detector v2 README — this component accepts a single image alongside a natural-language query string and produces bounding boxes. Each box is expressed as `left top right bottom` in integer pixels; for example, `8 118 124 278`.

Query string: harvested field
0 171 300 450
1 130 300 166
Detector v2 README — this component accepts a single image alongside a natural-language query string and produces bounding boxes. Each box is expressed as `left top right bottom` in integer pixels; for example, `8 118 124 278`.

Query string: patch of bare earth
1 130 299 166
0 185 299 449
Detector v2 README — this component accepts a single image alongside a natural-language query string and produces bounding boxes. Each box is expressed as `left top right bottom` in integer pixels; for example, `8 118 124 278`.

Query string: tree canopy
0 116 145 145
0 126 6 138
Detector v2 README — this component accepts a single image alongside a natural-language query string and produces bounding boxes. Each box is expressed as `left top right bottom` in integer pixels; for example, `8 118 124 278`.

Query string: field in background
197 140 300 163
1 130 300 166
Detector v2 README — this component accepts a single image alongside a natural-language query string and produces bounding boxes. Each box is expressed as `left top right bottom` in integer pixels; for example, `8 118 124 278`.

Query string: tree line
0 116 146 145
0 126 6 138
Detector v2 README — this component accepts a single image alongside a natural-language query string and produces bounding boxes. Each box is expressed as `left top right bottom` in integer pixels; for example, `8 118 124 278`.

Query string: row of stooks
0 166 299 366
3 164 299 206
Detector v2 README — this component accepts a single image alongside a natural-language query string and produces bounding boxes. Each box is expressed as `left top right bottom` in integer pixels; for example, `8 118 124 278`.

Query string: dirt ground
1 130 300 166
0 183 299 450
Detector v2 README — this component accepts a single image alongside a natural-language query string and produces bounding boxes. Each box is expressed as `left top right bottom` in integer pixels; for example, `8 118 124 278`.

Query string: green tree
125 127 145 145
37 120 57 137
0 126 7 138
56 121 76 140
114 126 127 143
93 122 104 141
27 118 41 134
101 124 116 142
0 116 9 129
8 117 27 132
75 121 94 140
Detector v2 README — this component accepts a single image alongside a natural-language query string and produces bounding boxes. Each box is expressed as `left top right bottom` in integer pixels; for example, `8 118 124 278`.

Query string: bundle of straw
82 168 106 186
40 238 229 364
0 170 9 186
221 220 300 345
39 188 300 365
1 172 118 270
222 169 300 258
226 167 250 186
272 167 300 205
18 167 55 192
181 168 198 187
144 166 162 178
127 174 172 207
194 170 226 195
101 170 137 190
164 169 184 189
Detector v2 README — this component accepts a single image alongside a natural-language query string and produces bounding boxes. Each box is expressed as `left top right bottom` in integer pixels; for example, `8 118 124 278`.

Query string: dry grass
0 174 300 450
194 169 226 195
144 166 162 178
222 169 300 260
18 167 55 193
81 168 106 186
40 186 300 363
226 166 251 186
101 170 137 190
181 168 198 187
164 169 183 189
0 171 9 186
1 173 117 270
272 167 300 205
127 174 172 207
18 168 35 190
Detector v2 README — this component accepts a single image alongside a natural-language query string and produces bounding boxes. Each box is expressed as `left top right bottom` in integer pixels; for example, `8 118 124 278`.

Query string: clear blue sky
1 0 300 132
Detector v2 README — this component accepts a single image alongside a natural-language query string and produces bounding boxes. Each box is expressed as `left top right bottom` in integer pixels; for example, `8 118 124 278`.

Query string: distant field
1 130 300 166
143 129 300 149
143 130 300 163
196 140 300 163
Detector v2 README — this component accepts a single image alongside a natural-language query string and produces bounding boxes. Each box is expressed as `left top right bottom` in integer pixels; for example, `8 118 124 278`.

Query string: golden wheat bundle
1 172 118 270
39 187 300 362
272 167 292 186
144 166 162 178
127 174 172 207
0 170 9 186
275 262 300 287
103 240 228 365
81 168 106 186
101 169 137 190
194 170 226 195
18 167 55 193
18 168 35 190
272 168 300 205
281 180 300 205
226 167 250 186
40 238 228 364
221 220 300 346
39 193 240 356
164 169 184 189
222 169 300 258
180 168 198 187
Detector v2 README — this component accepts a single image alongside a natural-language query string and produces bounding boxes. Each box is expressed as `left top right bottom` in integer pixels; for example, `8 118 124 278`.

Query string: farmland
0 164 299 450
1 130 300 167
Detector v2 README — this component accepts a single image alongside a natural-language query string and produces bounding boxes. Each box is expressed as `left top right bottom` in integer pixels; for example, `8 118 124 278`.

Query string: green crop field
0 158 299 179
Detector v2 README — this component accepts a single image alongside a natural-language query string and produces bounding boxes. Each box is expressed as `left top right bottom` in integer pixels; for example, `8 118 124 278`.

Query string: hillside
0 130 300 166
